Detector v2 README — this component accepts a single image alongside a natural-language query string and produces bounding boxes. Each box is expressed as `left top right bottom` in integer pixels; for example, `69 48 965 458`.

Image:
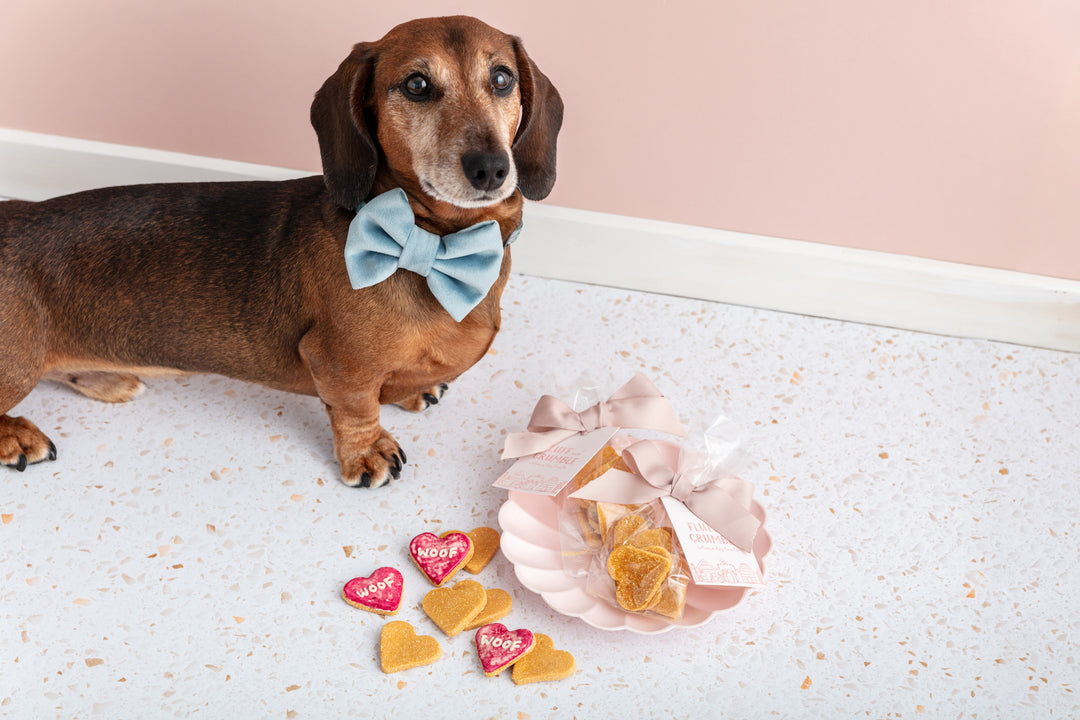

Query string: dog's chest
412 312 498 376
375 313 497 407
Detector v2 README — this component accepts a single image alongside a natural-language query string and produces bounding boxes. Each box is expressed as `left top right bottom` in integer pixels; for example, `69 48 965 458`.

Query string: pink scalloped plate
498 490 772 633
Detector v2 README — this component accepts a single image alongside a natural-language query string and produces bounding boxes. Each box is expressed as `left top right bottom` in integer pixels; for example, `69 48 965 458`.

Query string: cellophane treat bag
561 415 764 622
557 438 692 620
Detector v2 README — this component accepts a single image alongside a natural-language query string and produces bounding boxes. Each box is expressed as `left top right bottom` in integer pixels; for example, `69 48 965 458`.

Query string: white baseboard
3 127 1078 352
0 128 310 199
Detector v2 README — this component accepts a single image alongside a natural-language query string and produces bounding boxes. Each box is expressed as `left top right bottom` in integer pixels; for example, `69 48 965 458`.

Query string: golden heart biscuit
379 620 442 674
582 502 599 531
575 503 603 549
511 633 576 685
607 544 672 612
421 579 487 636
570 445 626 489
648 573 688 619
627 526 674 552
463 587 513 631
596 502 637 542
462 527 501 574
609 514 647 547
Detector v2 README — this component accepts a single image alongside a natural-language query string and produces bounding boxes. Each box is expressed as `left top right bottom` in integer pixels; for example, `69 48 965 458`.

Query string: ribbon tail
607 372 661 401
684 485 761 553
567 469 666 504
605 374 686 436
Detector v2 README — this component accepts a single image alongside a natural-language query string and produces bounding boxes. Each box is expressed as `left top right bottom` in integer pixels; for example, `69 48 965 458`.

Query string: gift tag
661 496 764 587
494 428 619 496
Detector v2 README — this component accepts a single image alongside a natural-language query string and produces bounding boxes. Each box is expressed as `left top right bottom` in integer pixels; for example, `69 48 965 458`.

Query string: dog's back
2 177 332 385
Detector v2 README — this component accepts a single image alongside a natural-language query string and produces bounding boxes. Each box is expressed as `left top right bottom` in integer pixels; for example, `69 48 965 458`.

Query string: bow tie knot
667 471 697 504
395 224 442 277
577 400 614 432
344 188 507 322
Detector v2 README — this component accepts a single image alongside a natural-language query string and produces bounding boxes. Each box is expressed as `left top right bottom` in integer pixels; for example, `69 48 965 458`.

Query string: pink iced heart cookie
409 531 474 586
342 567 404 616
474 623 535 676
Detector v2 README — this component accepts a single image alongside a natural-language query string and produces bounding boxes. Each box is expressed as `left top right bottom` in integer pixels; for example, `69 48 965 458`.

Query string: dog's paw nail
359 473 371 488
398 448 407 465
423 393 439 406
439 383 449 392
390 464 401 480
15 454 27 472
48 442 58 461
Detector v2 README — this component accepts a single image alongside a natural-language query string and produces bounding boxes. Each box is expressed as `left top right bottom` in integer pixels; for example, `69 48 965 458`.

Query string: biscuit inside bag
557 444 631 577
557 443 689 620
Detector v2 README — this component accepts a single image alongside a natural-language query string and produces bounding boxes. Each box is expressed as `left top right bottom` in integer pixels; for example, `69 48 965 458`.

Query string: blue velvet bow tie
344 189 508 322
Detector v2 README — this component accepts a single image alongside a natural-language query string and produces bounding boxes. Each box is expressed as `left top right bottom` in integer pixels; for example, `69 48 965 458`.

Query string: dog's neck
369 176 524 244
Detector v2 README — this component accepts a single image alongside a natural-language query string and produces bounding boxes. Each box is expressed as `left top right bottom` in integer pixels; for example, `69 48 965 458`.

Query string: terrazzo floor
2 272 1078 719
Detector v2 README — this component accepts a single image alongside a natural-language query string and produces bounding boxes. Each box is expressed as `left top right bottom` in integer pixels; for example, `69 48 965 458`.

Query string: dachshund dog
0 16 563 487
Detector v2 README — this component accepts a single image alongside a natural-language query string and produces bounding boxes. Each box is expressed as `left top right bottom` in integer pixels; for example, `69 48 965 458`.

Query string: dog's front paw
337 429 407 489
0 415 57 471
394 383 450 413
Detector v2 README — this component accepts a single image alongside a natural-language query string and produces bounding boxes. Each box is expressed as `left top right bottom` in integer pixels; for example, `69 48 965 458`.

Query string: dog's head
311 16 564 212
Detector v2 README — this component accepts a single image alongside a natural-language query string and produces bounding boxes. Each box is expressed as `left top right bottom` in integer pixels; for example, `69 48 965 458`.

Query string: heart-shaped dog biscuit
379 620 442 674
421 579 487 636
609 514 647 547
595 502 636 542
474 623 535 676
342 567 403 616
626 526 674 552
607 544 672 612
463 587 512 631
462 527 501 574
410 531 473 586
511 633 576 685
649 573 688 619
570 445 627 489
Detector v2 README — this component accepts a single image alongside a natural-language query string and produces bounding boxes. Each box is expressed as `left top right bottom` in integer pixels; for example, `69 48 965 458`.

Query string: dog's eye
402 73 432 100
491 67 515 96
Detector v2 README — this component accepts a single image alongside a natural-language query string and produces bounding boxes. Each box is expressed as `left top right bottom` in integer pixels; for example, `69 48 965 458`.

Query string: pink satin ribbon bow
501 373 686 459
568 439 761 553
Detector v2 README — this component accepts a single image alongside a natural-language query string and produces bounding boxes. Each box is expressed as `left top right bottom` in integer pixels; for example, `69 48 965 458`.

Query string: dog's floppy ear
512 39 564 201
311 42 379 210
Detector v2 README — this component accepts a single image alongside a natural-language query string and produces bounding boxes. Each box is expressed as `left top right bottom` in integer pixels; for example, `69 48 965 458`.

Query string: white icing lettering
480 635 521 651
416 547 459 559
353 576 395 599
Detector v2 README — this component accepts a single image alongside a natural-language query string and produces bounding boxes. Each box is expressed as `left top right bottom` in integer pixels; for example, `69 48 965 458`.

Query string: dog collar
344 188 508 322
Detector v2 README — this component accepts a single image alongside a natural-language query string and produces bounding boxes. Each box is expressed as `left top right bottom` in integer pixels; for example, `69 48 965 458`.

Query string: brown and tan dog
0 16 563 487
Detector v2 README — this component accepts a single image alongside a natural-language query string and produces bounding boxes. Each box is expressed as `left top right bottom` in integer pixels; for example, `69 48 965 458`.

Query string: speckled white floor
2 273 1078 719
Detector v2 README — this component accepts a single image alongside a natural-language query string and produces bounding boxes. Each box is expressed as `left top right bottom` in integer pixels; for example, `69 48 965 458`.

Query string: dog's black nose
461 151 510 192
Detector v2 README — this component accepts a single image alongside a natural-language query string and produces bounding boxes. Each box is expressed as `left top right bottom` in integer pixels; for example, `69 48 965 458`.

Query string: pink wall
3 1 1079 280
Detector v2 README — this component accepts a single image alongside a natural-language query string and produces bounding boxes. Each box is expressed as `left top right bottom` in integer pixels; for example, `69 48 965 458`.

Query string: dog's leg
394 383 449 412
299 333 406 488
43 371 146 403
323 402 405 488
0 297 55 470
